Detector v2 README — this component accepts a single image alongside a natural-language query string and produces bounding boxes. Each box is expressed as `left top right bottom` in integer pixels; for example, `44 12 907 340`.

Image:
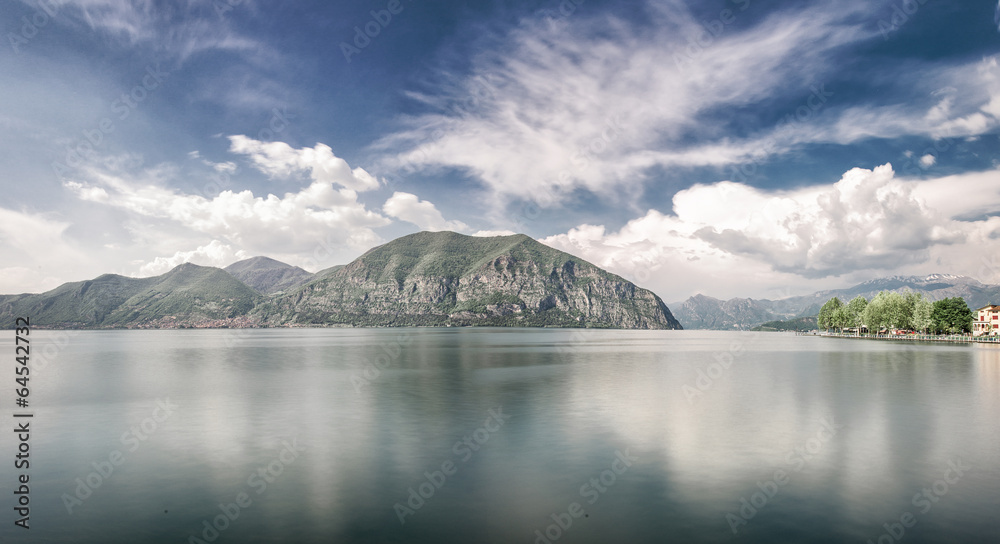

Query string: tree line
816 292 974 334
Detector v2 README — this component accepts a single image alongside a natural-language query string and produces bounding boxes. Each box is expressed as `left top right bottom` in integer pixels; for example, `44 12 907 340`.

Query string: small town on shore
808 290 1000 343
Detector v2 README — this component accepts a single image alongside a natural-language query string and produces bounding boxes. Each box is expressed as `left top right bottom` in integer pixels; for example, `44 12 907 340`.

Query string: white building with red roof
973 304 1000 336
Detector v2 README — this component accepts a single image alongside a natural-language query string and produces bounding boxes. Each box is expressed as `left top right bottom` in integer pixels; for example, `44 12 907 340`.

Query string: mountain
674 274 1000 330
256 231 681 329
0 232 681 330
0 263 263 328
224 256 314 294
670 295 778 330
787 274 999 317
751 316 817 332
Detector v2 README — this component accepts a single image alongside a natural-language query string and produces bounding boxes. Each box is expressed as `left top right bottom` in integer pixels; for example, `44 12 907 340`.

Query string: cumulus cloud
0 208 90 293
382 192 469 232
138 240 250 276
541 164 999 300
64 162 390 259
229 136 380 192
919 154 936 167
472 230 518 237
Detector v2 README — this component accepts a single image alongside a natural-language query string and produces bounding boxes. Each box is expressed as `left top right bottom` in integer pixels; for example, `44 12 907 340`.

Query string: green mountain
751 316 818 332
224 256 314 294
256 231 681 329
0 232 681 329
0 263 262 328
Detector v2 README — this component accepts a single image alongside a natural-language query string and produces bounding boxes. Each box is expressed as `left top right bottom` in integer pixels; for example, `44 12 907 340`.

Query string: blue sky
2 0 999 301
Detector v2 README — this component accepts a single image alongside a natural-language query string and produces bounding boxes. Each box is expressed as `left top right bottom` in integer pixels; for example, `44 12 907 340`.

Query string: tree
862 291 908 331
831 305 851 332
912 297 933 333
931 297 974 334
902 291 923 330
845 296 868 332
818 297 843 331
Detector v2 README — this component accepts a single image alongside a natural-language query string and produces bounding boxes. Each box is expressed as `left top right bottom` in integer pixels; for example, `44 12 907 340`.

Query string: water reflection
1 330 997 544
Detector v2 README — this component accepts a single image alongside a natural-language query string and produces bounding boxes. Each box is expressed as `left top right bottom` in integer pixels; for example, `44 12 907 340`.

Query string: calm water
1 329 998 543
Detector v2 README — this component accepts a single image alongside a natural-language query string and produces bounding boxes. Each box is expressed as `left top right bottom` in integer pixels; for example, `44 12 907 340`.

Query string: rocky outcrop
256 231 681 329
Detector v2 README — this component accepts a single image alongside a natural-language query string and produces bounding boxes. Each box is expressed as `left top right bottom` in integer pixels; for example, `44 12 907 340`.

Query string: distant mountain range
0 231 681 330
671 274 1000 330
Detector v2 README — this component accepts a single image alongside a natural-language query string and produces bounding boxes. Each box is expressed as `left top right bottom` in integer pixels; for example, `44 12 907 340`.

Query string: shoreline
803 331 1000 345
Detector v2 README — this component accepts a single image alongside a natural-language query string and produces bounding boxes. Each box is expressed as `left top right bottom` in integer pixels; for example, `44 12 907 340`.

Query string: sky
1 0 999 303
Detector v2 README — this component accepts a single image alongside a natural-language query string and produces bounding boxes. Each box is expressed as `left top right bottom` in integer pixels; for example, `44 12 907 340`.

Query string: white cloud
541 164 1000 300
375 2 874 205
31 0 263 59
919 154 936 167
472 229 518 237
63 161 391 261
229 136 380 192
376 1 1000 211
382 192 469 232
138 240 251 276
0 208 91 294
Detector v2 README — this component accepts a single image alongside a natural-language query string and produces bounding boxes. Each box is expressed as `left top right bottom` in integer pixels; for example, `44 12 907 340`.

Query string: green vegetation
817 297 843 331
261 231 681 329
815 290 973 334
1 232 683 330
0 263 263 328
929 297 974 334
751 316 817 332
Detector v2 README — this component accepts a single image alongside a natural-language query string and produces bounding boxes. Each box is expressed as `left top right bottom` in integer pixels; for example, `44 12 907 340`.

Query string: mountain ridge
255 231 681 329
0 232 681 330
672 273 1000 330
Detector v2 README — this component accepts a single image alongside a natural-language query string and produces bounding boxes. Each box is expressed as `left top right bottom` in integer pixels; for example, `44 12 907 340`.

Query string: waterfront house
973 304 1000 336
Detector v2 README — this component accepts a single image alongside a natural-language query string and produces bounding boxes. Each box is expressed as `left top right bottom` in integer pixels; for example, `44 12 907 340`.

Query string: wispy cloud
28 0 263 60
375 1 875 205
376 0 1000 216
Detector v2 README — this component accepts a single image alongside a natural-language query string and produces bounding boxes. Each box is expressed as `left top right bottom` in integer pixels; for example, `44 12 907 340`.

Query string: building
973 304 1000 336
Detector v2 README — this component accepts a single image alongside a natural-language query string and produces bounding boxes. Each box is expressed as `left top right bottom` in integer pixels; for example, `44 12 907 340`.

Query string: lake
1 328 998 543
